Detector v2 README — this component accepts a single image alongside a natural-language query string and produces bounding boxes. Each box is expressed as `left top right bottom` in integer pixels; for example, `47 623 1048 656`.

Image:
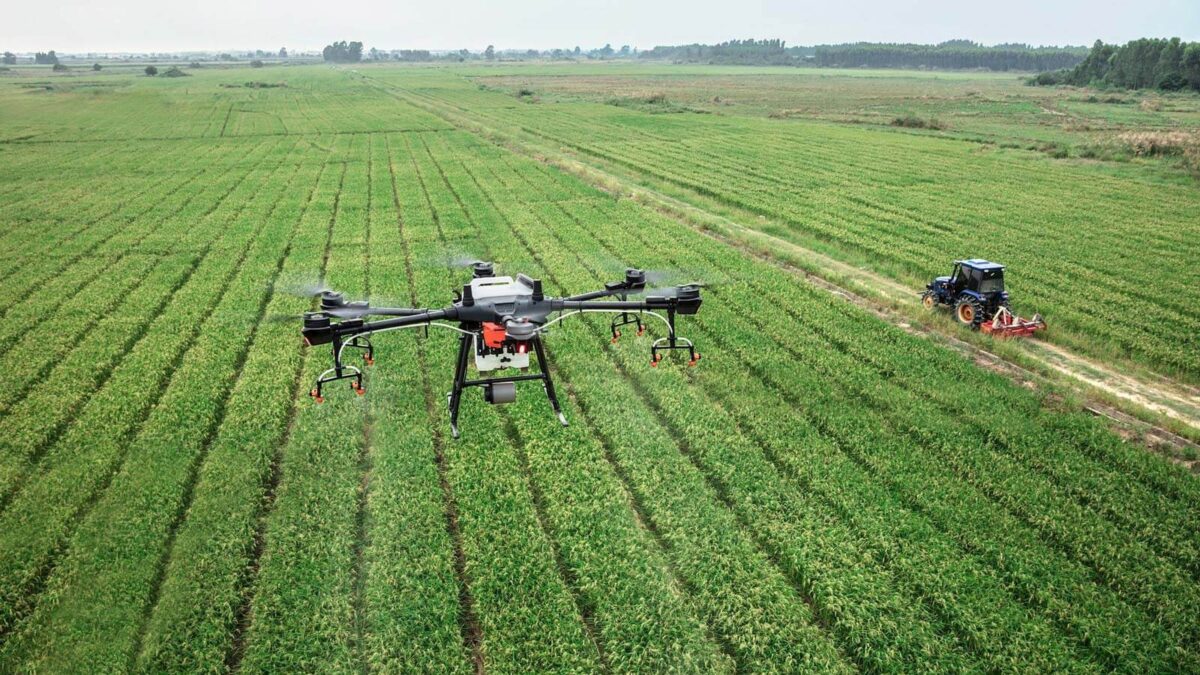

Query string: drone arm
357 307 430 317
556 297 692 313
303 307 455 345
563 288 621 302
343 308 455 335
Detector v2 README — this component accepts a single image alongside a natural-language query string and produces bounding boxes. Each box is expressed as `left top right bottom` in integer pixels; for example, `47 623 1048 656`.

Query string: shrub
250 60 265 68
188 62 202 69
1028 71 1066 86
144 65 158 76
890 115 946 130
162 66 189 78
1139 98 1163 112
91 63 102 71
52 63 68 72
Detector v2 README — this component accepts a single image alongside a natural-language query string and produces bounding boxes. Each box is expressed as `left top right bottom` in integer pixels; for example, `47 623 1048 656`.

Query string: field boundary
361 73 1200 469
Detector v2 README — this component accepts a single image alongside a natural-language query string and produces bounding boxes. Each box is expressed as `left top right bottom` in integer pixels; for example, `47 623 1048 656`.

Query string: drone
301 262 703 438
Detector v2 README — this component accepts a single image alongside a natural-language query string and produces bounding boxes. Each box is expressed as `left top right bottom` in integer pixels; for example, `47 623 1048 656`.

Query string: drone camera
301 312 334 345
483 381 516 405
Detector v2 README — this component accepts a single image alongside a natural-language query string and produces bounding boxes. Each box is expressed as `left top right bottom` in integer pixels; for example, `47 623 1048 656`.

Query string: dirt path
364 73 1200 469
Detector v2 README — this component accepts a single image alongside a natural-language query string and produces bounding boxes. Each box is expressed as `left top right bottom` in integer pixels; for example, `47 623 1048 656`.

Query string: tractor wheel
955 297 983 330
921 291 937 311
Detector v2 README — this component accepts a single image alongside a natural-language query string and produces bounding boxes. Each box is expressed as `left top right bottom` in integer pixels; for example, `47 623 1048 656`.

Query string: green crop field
1 62 1199 673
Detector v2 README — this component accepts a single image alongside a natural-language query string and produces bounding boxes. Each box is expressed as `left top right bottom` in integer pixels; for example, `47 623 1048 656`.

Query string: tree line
639 39 1086 71
811 41 1086 71
640 39 810 65
1033 38 1200 91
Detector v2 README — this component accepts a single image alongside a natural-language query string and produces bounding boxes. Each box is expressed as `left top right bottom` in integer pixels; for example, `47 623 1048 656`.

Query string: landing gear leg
447 332 472 439
533 336 568 427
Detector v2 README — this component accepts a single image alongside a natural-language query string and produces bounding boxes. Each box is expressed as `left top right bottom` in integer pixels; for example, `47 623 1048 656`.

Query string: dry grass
1116 130 1200 174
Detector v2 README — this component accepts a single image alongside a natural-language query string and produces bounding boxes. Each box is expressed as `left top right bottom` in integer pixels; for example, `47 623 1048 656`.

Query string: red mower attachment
980 306 1046 338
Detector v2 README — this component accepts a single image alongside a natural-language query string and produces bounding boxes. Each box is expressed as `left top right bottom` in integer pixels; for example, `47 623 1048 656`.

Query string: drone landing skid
447 332 566 439
310 335 374 401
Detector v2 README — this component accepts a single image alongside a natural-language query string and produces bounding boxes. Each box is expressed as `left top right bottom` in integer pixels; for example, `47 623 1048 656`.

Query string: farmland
1 62 1199 672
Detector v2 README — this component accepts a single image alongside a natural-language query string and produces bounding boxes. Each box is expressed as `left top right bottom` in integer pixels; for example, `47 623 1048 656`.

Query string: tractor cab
947 259 1006 299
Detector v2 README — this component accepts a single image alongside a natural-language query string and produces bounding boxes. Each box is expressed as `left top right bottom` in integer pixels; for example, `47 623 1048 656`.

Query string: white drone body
469 276 532 372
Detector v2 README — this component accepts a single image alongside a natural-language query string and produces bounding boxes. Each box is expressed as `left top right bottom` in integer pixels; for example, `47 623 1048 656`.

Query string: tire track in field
416 135 613 669
351 134 375 675
0 139 288 510
399 133 484 673
223 160 347 672
128 153 327 668
429 137 838 671
0 145 305 646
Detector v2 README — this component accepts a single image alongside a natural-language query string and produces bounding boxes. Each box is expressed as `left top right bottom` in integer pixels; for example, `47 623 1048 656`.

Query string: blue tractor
922 259 1044 336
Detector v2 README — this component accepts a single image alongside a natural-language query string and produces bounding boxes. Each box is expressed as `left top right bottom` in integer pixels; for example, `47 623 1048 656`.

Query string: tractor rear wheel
921 291 937 311
955 297 983 329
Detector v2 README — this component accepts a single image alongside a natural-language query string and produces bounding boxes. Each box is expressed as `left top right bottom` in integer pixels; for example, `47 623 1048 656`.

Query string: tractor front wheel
955 297 983 329
921 291 937 311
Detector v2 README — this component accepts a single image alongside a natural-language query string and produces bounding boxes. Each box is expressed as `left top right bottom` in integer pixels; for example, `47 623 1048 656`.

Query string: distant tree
600 43 614 58
368 47 382 61
1184 43 1200 91
396 50 433 62
92 62 102 71
218 53 235 61
255 49 267 57
189 61 202 68
322 40 363 63
34 50 59 65
162 66 189 77
619 45 631 57
484 44 495 61
52 63 68 71
250 59 265 68
573 46 581 56
279 47 288 58
2 52 16 65
144 65 158 76
525 49 539 59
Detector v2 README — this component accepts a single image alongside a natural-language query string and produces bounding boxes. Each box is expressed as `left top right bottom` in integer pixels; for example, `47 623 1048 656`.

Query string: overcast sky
5 0 1198 54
